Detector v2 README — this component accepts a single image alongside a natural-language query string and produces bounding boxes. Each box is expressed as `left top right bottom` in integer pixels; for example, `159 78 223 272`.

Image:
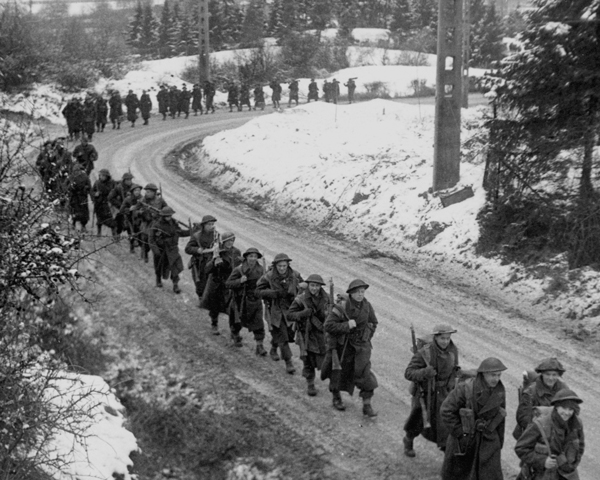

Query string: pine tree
167 1 182 55
240 0 266 46
139 4 159 55
281 0 297 33
128 1 144 48
178 12 194 55
310 0 335 30
470 3 503 68
158 0 172 57
410 0 436 30
268 0 285 36
390 0 411 34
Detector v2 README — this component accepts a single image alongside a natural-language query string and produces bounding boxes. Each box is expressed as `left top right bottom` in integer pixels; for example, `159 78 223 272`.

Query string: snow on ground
191 99 600 324
42 373 138 480
1 84 67 125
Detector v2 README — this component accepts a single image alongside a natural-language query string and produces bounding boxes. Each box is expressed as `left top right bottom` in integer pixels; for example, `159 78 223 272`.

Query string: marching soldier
148 206 190 293
240 83 252 111
201 232 242 332
288 79 299 107
120 184 143 253
256 253 305 375
345 78 357 104
323 80 331 103
191 84 203 116
226 247 267 355
132 183 167 263
62 97 82 140
331 78 340 104
185 215 220 324
68 163 91 232
227 82 240 112
269 79 281 109
513 358 568 441
403 325 460 457
72 135 98 176
322 279 378 416
204 80 216 114
179 84 191 118
124 89 140 127
307 79 319 102
140 90 152 125
157 85 169 120
288 274 329 397
82 95 96 140
515 388 584 480
253 84 265 111
107 172 134 244
109 90 123 130
95 95 108 132
91 168 116 237
441 357 507 480
169 85 180 118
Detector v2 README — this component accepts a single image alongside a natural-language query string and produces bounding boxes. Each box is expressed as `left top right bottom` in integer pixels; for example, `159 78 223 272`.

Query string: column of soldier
60 77 359 138
90 171 585 480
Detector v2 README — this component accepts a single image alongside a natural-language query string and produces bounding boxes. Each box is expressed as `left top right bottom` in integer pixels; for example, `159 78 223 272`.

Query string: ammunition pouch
459 408 475 436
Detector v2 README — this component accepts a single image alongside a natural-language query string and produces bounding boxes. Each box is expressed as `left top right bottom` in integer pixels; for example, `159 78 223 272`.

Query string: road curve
94 109 600 479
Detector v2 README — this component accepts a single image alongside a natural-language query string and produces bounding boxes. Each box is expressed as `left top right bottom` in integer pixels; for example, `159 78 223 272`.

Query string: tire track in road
94 110 600 479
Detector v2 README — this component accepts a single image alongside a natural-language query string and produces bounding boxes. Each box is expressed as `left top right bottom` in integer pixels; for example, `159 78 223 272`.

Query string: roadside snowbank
43 373 138 480
187 99 600 327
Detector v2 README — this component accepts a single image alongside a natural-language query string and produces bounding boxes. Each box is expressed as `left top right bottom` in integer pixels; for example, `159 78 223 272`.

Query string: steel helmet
243 247 262 259
160 206 176 216
272 253 292 264
305 274 326 285
551 388 582 406
200 214 217 225
122 172 133 180
346 279 369 294
221 232 235 243
477 357 507 373
535 357 566 375
432 324 457 335
144 183 158 191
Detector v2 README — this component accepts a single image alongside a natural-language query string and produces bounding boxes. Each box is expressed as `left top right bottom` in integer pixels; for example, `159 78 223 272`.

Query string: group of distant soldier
401 324 585 480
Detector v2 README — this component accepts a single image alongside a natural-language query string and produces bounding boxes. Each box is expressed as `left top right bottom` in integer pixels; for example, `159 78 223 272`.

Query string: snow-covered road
93 108 600 479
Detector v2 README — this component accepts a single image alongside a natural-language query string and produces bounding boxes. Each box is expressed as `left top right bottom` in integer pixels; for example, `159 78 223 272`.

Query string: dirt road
93 108 599 479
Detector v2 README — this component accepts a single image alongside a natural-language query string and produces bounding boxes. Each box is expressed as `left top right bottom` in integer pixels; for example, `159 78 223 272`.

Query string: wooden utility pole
432 0 465 192
198 0 210 84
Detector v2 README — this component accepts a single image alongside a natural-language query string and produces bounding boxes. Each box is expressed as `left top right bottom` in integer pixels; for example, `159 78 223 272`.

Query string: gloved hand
422 366 437 379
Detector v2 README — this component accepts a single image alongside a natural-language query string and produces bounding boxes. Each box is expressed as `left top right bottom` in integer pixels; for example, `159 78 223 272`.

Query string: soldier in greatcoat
288 79 299 107
403 325 460 456
108 172 133 244
140 90 153 125
345 78 357 104
120 184 143 253
288 274 329 397
321 279 378 416
227 82 240 112
81 95 96 140
253 85 265 111
307 79 319 102
256 253 305 375
109 91 123 129
95 96 108 132
269 80 281 109
240 83 252 111
204 81 216 114
68 163 91 232
148 206 190 293
62 97 83 140
226 247 267 355
323 80 331 103
72 136 98 176
91 168 116 237
131 183 167 263
513 358 568 441
184 215 220 326
331 78 340 104
441 357 507 480
157 85 169 120
191 84 203 116
515 388 584 480
179 84 191 118
169 86 180 118
201 232 242 333
124 90 140 127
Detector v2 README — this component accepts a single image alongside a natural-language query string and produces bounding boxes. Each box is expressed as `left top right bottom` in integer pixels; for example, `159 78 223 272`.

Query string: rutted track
93 109 600 479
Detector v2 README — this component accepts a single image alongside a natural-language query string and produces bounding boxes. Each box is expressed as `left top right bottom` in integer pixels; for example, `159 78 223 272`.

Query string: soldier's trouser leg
302 361 315 380
280 342 292 362
252 328 265 342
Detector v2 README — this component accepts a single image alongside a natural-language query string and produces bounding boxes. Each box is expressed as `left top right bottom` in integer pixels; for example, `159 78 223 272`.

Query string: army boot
306 379 317 397
172 280 181 294
155 275 163 288
210 317 220 335
362 398 378 418
332 392 345 411
403 436 416 458
285 360 296 374
255 342 267 356
269 346 280 361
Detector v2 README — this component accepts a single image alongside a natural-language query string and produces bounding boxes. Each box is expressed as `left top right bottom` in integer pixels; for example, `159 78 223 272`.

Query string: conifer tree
158 0 172 57
390 0 411 34
178 12 194 55
140 3 159 55
410 0 436 30
268 0 285 36
310 0 335 30
128 1 144 48
240 0 266 46
167 1 182 55
470 3 503 67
